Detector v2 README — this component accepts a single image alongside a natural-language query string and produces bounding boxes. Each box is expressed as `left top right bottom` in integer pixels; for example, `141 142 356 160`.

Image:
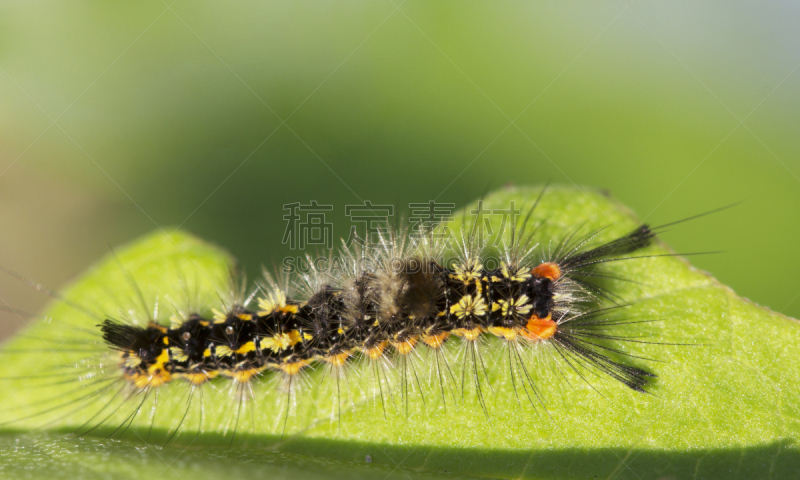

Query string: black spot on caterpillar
0 187 720 446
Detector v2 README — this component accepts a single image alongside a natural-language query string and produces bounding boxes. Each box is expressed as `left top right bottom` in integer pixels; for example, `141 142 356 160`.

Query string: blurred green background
1 1 798 340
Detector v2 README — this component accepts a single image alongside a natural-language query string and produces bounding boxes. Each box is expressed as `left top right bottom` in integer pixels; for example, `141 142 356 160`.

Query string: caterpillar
0 187 703 446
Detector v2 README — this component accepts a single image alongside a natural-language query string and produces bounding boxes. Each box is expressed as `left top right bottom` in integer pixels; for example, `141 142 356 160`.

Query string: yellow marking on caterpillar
261 330 302 352
452 260 483 285
169 348 188 362
229 367 264 383
323 351 351 366
450 294 487 319
127 350 172 389
392 336 418 355
500 263 511 278
488 326 517 341
454 326 484 341
422 331 450 349
203 348 212 358
122 353 141 368
364 341 388 359
237 313 253 321
279 360 309 376
179 370 217 384
149 323 168 333
234 341 256 355
212 309 227 323
496 295 531 317
216 345 233 357
150 350 170 374
257 290 289 315
124 372 145 389
501 262 532 282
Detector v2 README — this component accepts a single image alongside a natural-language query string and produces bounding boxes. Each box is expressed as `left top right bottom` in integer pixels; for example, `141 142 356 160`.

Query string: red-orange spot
520 314 557 341
532 262 561 281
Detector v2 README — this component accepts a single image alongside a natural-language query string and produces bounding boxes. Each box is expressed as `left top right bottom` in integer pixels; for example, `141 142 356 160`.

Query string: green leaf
1 186 798 480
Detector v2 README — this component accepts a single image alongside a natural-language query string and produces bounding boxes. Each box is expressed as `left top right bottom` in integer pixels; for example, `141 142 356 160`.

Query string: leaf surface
1 186 798 480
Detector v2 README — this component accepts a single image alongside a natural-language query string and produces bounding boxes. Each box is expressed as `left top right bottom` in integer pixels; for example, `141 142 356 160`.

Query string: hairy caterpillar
0 187 708 446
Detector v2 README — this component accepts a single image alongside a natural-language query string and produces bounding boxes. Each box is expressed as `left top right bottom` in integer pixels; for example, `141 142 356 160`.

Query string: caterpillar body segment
102 224 657 395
